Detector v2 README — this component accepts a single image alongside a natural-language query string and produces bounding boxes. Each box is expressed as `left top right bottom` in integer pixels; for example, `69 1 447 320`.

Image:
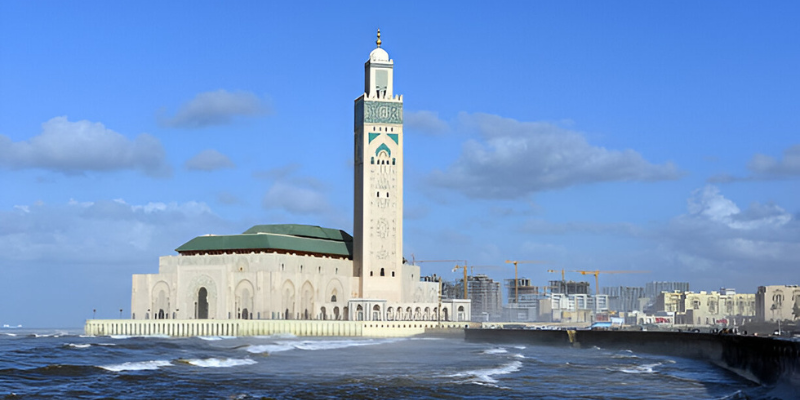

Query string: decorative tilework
364 101 402 124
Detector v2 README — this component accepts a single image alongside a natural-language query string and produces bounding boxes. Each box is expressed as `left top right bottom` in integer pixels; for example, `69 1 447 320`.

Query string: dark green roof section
175 224 353 258
242 224 352 242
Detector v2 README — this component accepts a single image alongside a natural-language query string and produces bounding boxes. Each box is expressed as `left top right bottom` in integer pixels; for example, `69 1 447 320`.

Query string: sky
1 2 798 327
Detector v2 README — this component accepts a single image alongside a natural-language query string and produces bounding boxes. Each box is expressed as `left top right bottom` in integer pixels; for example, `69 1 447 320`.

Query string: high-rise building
603 286 646 313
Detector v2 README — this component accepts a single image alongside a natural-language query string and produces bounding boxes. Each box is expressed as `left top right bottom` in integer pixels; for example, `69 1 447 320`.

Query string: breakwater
465 328 800 387
84 319 474 338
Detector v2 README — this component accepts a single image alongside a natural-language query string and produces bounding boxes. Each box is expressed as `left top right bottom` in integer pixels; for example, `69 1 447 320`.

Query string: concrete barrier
84 319 473 338
464 328 800 387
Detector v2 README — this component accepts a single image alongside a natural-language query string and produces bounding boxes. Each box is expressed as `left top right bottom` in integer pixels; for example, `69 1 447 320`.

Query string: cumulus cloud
0 199 227 264
747 144 800 178
708 144 800 182
658 186 799 281
185 149 235 171
429 113 682 199
159 89 270 128
405 110 450 135
0 116 170 177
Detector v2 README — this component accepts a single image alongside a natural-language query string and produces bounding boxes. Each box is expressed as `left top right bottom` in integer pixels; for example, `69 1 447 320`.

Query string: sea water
0 328 773 399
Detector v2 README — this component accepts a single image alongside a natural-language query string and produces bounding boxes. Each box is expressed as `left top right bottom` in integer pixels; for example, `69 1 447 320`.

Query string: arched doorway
241 308 249 320
197 287 209 319
334 306 340 320
157 309 165 319
372 305 381 321
321 306 327 320
443 308 449 321
457 305 465 322
357 305 364 321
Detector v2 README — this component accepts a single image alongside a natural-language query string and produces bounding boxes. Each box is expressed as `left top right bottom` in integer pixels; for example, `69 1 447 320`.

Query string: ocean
0 328 777 399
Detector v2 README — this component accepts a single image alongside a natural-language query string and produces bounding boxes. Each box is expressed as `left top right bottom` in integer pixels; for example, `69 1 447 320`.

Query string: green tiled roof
175 224 353 258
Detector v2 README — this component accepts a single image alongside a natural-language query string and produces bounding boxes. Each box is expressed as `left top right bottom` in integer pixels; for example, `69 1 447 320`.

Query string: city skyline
1 2 798 327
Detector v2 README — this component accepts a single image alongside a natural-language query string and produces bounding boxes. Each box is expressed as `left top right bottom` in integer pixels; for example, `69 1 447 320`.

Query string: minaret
353 30 404 301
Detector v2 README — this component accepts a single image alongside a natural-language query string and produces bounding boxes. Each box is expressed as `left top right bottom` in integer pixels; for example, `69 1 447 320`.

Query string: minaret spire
376 29 382 47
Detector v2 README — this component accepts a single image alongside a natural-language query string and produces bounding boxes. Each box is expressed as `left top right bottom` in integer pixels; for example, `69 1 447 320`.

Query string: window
392 271 395 277
370 271 373 276
371 157 374 165
380 268 385 277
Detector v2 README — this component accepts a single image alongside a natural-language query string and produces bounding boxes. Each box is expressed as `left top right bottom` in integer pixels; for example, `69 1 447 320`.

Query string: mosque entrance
157 309 165 319
241 308 249 320
197 287 209 319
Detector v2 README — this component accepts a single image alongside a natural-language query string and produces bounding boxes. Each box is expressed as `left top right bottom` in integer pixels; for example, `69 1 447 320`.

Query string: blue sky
1 2 798 327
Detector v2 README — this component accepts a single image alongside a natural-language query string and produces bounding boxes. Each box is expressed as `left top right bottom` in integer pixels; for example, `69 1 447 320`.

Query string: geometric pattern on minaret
353 29 405 301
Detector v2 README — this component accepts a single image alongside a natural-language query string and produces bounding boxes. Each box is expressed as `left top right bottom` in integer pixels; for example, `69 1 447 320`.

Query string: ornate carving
364 101 403 124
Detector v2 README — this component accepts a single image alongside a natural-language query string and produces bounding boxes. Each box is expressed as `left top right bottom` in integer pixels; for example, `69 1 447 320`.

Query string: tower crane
505 260 549 304
452 264 469 299
570 270 650 297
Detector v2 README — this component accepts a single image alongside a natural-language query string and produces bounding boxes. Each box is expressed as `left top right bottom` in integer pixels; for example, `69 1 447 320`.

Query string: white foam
197 336 237 341
183 358 257 368
100 360 172 372
292 338 396 351
253 333 297 339
482 347 508 355
512 353 526 359
449 361 522 384
619 363 661 374
3 333 17 337
66 343 91 349
109 335 133 339
513 345 526 350
245 343 295 354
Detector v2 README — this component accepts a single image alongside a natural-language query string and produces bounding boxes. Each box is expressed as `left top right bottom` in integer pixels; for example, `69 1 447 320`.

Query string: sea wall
464 328 800 386
84 319 473 338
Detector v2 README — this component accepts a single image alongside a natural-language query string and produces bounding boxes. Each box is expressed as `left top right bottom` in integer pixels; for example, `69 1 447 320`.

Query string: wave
448 361 523 385
109 334 170 340
245 338 398 354
197 336 237 341
65 343 92 349
482 347 508 355
245 343 295 354
253 333 297 339
513 345 526 350
512 353 526 359
618 363 661 374
100 360 172 372
180 358 257 368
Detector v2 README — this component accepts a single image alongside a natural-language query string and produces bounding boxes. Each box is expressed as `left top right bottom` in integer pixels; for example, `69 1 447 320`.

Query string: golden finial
376 29 382 47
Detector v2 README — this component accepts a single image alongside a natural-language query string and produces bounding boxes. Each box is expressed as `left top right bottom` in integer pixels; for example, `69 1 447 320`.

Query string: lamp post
119 308 123 318
92 309 96 319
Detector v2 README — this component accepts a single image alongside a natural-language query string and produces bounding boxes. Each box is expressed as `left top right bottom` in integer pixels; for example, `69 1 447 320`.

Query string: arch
356 304 364 321
281 280 296 320
301 281 314 320
424 307 431 321
373 304 381 321
151 281 170 320
325 279 344 304
406 307 412 321
343 306 349 321
334 306 340 320
386 307 394 321
235 279 255 320
443 307 449 321
321 306 327 320
375 143 391 157
241 308 249 320
197 287 209 319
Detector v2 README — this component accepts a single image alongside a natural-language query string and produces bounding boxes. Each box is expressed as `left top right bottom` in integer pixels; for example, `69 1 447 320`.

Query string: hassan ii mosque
130 31 472 324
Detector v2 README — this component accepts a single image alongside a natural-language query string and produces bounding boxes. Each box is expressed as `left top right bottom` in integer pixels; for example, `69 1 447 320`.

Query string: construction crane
505 260 549 304
452 264 468 299
570 270 650 297
547 269 565 281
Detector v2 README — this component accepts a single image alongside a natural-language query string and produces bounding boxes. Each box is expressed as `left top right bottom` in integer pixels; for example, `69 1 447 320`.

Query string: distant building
603 286 646 313
661 290 756 326
453 275 502 322
756 285 800 322
549 280 590 295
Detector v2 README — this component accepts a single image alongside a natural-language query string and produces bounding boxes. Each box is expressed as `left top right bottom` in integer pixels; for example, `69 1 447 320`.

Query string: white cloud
160 89 269 128
429 113 682 199
185 149 235 171
708 144 800 182
405 110 450 135
0 116 170 177
262 182 331 215
658 186 799 282
748 144 800 177
0 199 227 264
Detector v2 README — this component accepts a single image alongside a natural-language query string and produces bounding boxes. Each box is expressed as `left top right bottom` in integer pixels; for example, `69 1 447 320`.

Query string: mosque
130 31 471 324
